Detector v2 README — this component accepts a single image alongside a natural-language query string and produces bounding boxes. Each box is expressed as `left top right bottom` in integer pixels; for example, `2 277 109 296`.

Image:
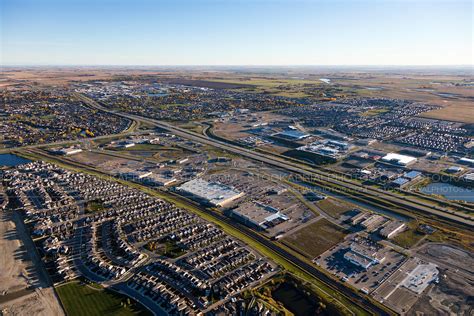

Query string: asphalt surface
75 93 474 228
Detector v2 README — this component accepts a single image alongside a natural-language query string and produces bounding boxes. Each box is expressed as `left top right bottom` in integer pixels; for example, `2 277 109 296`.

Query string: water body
421 182 474 203
0 154 31 167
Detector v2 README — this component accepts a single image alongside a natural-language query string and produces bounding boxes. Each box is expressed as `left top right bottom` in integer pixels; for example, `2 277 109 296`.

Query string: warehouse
56 147 83 155
177 178 244 206
379 221 406 239
382 153 417 166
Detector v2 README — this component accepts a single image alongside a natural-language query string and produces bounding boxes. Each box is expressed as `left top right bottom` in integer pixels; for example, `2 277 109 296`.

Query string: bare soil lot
407 270 473 316
0 211 64 315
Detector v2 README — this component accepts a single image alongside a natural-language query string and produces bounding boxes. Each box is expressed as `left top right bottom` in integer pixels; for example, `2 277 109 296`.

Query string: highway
75 93 474 228
24 148 392 316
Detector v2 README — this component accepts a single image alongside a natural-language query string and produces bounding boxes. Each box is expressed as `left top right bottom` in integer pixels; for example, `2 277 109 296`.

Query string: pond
421 182 474 203
272 282 319 316
0 154 31 167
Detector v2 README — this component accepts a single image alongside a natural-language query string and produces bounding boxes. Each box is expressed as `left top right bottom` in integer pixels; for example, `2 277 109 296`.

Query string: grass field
392 223 426 249
119 144 164 151
282 218 347 258
419 103 474 123
316 198 356 219
56 281 150 316
85 199 105 213
360 108 389 117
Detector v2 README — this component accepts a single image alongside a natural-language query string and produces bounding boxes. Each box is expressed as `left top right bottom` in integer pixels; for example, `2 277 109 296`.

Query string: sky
1 0 472 66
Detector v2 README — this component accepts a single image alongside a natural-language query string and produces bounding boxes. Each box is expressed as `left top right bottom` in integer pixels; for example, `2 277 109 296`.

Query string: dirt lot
281 218 347 258
1 288 64 316
0 212 29 294
0 211 64 315
407 270 473 316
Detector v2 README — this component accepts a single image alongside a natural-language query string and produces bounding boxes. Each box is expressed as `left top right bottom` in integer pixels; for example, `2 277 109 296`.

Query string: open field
316 198 357 219
281 218 347 258
56 281 149 316
392 222 426 249
420 102 474 123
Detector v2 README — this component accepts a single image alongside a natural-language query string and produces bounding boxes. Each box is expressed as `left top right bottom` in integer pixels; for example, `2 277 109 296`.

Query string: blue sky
1 0 472 65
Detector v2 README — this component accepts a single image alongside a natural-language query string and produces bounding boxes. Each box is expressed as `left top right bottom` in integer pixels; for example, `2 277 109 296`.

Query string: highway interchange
13 92 468 316
75 93 474 229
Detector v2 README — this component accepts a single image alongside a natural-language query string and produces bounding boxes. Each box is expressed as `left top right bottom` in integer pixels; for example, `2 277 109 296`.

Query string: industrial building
360 214 388 231
382 153 417 166
56 147 83 155
344 241 386 270
177 178 244 206
230 201 289 230
379 221 406 239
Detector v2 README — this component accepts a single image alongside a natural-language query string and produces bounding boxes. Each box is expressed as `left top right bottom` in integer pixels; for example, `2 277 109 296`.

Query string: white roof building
382 153 417 166
58 147 83 155
177 178 244 206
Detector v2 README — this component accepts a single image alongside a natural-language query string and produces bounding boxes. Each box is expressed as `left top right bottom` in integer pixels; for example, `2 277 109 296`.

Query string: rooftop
177 178 244 206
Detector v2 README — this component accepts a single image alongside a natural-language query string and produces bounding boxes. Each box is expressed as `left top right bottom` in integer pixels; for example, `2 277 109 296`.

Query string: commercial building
230 201 289 230
382 153 417 166
177 178 244 207
273 130 310 140
344 241 386 270
296 139 352 161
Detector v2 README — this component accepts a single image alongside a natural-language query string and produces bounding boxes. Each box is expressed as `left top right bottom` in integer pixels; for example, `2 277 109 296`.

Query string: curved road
75 93 474 228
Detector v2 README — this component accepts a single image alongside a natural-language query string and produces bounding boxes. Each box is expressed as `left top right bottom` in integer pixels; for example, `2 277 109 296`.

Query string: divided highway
75 93 474 228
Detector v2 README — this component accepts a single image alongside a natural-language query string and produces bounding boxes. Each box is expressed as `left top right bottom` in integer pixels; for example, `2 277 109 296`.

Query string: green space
392 226 425 249
360 108 389 117
316 198 357 219
56 281 150 316
85 199 105 213
145 239 186 258
281 218 347 258
255 274 346 316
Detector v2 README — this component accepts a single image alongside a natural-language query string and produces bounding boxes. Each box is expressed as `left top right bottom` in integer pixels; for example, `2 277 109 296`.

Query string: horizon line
2 64 473 68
